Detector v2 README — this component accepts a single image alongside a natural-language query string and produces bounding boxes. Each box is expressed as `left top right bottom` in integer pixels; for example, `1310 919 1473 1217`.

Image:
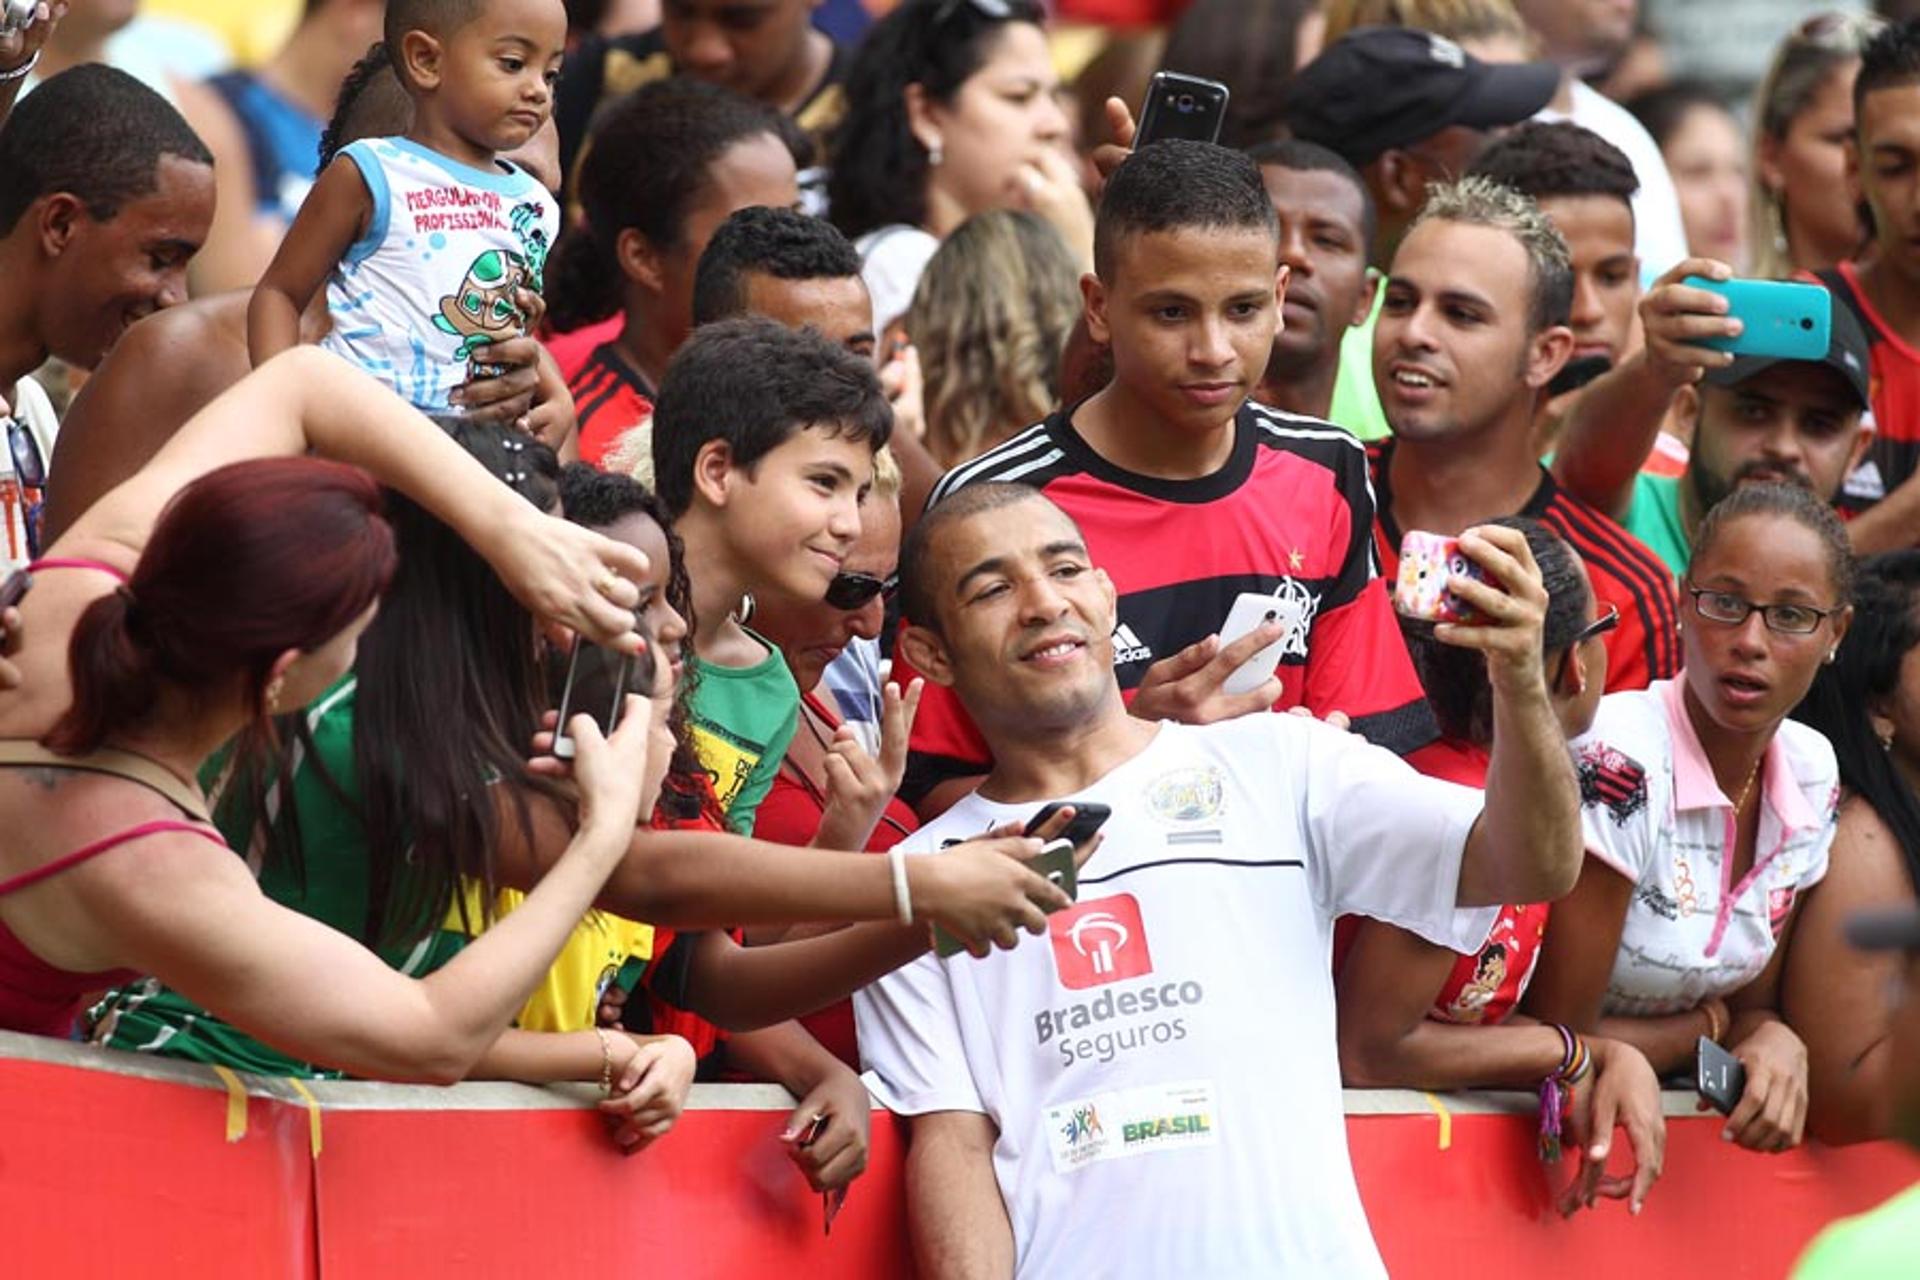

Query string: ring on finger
595 570 622 598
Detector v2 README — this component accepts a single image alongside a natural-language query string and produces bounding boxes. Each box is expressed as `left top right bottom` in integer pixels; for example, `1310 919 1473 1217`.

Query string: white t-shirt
856 224 940 331
1 375 58 571
855 715 1494 1280
1573 679 1839 1017
321 137 560 412
1539 81 1691 287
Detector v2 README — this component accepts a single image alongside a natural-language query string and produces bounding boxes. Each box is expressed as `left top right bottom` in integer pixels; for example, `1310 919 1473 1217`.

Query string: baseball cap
1283 26 1561 169
1704 300 1873 412
1846 906 1920 953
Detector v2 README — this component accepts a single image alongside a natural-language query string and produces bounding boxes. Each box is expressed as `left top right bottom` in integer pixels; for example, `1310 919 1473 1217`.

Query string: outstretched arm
1440 526 1583 906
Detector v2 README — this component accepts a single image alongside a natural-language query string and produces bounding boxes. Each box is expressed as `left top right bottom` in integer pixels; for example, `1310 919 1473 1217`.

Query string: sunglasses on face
823 571 897 612
1554 604 1620 686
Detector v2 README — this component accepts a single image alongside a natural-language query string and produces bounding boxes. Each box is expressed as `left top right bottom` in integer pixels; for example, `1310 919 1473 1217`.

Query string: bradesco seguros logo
1050 894 1152 990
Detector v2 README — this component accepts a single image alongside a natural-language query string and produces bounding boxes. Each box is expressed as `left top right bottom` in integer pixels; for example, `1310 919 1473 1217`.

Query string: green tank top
87 675 470 1078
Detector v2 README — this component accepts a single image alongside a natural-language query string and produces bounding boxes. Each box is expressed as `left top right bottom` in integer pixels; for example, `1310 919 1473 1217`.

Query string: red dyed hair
44 458 399 755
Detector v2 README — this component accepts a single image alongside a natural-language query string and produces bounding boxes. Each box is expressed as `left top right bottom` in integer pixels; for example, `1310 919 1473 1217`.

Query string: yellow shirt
453 885 655 1034
143 0 301 66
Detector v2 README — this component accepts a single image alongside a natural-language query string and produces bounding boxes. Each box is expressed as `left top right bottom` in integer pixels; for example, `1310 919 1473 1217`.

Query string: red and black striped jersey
1816 263 1920 517
1368 440 1680 693
567 342 654 469
899 401 1438 805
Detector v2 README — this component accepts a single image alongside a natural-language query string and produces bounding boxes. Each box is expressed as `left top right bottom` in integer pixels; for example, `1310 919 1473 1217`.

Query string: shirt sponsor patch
1044 1079 1219 1174
1050 895 1153 990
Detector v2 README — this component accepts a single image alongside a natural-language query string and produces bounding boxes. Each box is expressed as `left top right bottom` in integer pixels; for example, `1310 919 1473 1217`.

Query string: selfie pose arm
88 710 653 1083
1439 526 1583 906
62 346 649 651
1551 260 1737 521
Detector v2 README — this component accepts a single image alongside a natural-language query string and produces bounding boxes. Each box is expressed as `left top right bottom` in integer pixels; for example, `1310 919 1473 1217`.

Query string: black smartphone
1134 71 1230 148
1023 801 1112 847
550 622 656 759
1696 1036 1746 1116
0 568 30 611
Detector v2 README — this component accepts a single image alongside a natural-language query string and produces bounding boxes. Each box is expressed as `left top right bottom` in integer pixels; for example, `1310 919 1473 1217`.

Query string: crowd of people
1 0 1919 1275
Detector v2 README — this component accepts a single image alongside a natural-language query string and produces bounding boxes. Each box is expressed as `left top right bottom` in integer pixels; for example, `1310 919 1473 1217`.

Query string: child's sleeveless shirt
321 137 559 412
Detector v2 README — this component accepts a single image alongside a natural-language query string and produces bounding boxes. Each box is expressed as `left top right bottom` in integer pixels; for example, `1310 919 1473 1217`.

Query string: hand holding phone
934 838 1078 959
1393 531 1487 623
1681 276 1830 361
1134 71 1229 148
552 622 657 759
1022 801 1112 848
1219 593 1302 696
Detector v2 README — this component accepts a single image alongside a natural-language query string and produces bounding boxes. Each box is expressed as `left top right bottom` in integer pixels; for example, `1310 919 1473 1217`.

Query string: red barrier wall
3 1034 1915 1279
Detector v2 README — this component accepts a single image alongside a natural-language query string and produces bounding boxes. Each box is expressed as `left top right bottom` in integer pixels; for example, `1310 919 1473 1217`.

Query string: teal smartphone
933 838 1079 959
1684 276 1831 360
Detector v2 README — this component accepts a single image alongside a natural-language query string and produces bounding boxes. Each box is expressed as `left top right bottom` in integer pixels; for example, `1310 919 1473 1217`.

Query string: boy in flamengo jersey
249 0 562 413
899 140 1436 818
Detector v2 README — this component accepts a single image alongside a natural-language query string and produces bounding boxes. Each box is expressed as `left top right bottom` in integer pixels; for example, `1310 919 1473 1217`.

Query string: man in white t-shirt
856 483 1586 1279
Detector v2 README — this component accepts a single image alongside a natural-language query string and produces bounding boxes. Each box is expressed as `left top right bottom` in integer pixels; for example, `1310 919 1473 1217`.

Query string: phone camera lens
1263 610 1277 622
1177 94 1195 111
1800 317 1814 330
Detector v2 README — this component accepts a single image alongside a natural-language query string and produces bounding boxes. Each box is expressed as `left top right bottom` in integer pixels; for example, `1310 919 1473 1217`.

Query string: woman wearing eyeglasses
1337 519 1666 1215
1527 482 1854 1155
827 0 1092 330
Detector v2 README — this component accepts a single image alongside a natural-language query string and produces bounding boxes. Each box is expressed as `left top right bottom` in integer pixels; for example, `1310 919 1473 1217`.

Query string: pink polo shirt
1571 678 1839 1017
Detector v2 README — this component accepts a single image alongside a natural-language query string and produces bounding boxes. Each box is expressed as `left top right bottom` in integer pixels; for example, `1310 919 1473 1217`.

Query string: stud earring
265 674 286 712
926 140 944 167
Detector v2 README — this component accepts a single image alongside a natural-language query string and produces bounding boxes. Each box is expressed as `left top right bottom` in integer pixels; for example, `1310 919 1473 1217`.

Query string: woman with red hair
0 347 661 1079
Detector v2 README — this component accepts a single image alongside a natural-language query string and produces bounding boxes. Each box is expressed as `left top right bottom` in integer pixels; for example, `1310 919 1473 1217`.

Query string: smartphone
0 568 30 611
551 636 634 760
1134 71 1230 148
1393 531 1487 624
1684 276 1831 361
1219 592 1304 696
934 838 1079 959
1696 1036 1747 1116
1022 801 1112 847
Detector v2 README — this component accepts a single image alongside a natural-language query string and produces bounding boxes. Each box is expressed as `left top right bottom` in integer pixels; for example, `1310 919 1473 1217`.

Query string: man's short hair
1857 18 1920 118
385 0 485 51
651 317 893 519
1412 176 1573 333
1467 121 1640 210
691 207 865 327
0 66 212 235
1093 140 1278 281
899 483 1065 633
1244 137 1379 251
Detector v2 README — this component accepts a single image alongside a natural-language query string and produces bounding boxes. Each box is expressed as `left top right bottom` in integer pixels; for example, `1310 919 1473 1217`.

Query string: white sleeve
1570 731 1659 883
855 950 986 1117
858 226 939 330
1291 718 1496 954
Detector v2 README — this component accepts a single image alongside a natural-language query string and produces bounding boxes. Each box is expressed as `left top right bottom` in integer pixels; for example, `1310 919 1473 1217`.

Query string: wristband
1537 1023 1590 1162
593 1028 614 1096
0 51 38 83
888 845 914 925
1702 1001 1725 1045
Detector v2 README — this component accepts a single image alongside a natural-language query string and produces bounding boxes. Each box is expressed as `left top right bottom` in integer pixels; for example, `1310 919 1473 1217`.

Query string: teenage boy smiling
901 140 1436 818
650 315 892 834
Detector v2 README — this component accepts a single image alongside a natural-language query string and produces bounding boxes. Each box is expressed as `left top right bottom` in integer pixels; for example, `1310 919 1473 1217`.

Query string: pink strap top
25 556 131 582
0 812 224 1038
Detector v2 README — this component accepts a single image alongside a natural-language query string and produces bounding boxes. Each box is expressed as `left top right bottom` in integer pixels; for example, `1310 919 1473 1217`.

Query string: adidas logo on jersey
1112 623 1152 665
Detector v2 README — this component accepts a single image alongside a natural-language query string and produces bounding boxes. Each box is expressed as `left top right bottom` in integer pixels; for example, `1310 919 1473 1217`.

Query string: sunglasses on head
824 571 897 611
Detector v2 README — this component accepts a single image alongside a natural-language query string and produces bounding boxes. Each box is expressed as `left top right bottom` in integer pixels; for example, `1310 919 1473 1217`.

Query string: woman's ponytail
43 588 160 755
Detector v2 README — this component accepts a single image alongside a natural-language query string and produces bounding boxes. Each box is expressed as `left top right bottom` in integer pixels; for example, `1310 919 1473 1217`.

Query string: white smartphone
1219 592 1303 697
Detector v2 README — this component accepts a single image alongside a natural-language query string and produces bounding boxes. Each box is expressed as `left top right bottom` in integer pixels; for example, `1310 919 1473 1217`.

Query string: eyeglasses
1554 604 1619 686
823 571 897 612
1686 586 1842 636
